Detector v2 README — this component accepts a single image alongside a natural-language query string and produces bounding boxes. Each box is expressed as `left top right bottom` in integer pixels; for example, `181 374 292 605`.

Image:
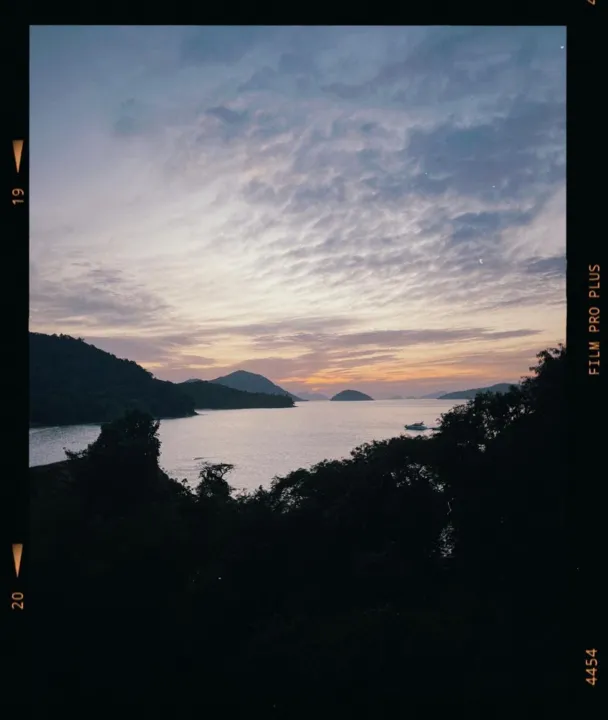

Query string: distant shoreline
29 406 300 431
30 421 102 430
30 459 69 470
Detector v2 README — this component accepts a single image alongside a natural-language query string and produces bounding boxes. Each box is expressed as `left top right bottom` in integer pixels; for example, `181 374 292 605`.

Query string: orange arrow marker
12 140 23 173
12 544 23 577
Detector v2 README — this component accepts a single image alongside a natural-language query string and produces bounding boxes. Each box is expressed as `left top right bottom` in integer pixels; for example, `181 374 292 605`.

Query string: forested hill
210 370 303 401
438 383 516 400
177 380 294 409
30 333 196 426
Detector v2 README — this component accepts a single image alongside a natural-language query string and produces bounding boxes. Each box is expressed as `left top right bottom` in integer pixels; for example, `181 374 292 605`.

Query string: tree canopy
29 345 567 710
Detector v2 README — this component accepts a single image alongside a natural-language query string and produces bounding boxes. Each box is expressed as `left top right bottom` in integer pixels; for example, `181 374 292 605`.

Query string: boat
405 421 427 431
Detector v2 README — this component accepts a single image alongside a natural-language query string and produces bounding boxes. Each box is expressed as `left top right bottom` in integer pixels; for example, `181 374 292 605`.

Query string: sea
29 399 461 492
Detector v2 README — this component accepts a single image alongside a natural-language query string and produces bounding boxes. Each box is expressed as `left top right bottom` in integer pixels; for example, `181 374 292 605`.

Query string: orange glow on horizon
279 364 520 388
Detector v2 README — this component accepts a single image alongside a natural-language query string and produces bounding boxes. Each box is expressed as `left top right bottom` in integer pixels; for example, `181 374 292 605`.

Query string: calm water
29 399 460 492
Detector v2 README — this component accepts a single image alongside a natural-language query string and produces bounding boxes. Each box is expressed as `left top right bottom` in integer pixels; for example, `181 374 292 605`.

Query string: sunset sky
30 26 566 398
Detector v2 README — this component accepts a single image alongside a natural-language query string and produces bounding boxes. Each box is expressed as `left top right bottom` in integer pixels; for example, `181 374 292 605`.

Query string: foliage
29 345 567 709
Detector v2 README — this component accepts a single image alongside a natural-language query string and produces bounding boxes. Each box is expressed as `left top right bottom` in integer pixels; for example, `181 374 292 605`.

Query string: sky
30 26 566 398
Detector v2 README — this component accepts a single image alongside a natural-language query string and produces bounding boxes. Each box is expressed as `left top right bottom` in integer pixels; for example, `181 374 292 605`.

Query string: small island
330 390 374 401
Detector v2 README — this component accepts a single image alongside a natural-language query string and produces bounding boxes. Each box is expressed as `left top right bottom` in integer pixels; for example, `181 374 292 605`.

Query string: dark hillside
30 332 195 426
177 379 294 409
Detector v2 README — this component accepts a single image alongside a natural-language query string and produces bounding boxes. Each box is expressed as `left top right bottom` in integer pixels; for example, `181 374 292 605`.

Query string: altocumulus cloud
30 26 565 395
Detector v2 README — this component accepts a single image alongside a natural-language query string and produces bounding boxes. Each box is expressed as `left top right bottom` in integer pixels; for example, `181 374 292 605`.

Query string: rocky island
330 390 374 401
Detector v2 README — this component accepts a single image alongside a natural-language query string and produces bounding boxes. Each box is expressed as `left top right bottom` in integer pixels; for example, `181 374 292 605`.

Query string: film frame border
5 16 28 702
4 8 603 709
569 5 603 706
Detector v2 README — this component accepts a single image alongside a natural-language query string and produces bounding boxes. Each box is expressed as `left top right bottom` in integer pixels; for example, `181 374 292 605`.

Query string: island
330 390 374 401
210 370 303 402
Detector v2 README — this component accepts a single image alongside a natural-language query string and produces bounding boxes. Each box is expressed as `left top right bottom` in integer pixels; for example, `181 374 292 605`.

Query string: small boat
405 421 427 431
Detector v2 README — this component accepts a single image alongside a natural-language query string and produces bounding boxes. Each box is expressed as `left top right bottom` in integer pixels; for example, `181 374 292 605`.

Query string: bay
29 399 460 492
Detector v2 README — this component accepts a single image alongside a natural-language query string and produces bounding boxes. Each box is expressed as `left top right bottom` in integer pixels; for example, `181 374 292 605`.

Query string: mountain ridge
438 383 517 400
210 370 303 401
418 390 449 399
293 391 329 401
30 333 297 426
177 380 294 409
30 332 196 426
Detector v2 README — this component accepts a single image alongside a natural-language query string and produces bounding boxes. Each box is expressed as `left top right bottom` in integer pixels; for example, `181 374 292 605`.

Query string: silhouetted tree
29 345 567 709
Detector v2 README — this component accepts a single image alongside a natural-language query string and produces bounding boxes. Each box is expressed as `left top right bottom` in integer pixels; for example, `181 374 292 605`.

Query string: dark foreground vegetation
30 347 566 711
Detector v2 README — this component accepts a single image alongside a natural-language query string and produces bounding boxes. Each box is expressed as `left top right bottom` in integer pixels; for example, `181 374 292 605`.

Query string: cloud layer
30 26 566 396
